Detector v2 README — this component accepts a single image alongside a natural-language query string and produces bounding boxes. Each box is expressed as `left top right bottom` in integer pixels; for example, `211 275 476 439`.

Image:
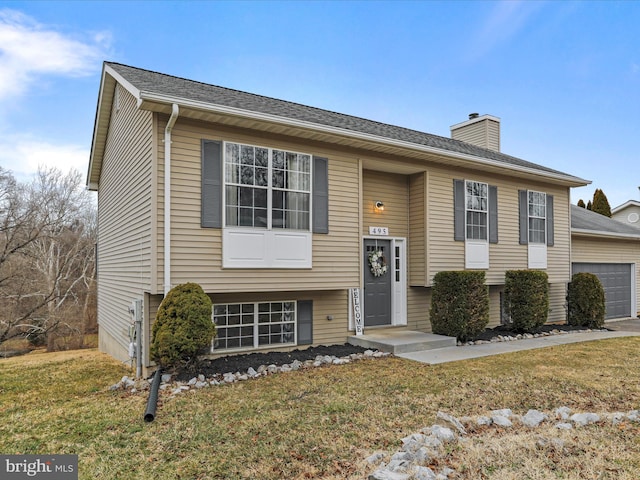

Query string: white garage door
572 263 632 319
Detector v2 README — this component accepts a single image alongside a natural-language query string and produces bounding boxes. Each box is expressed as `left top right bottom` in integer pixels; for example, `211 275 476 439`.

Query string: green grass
1 339 640 479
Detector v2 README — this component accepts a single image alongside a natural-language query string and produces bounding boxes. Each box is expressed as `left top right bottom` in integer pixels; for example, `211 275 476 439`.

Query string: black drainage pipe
144 368 162 423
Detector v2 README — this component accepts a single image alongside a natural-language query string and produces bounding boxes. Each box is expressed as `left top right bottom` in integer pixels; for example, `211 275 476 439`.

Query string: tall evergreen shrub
150 282 215 370
504 270 549 333
430 271 489 342
567 272 605 328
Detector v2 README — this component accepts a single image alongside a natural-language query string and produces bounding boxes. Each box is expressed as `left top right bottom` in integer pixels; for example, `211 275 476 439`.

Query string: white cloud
0 9 111 100
0 134 89 180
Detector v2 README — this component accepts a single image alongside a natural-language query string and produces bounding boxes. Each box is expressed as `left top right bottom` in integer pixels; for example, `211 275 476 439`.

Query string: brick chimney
450 113 501 152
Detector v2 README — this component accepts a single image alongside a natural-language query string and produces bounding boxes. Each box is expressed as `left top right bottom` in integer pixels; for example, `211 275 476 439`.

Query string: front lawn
1 339 640 479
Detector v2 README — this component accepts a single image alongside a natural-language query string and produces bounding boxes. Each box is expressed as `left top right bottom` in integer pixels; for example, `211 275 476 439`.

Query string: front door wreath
368 250 388 277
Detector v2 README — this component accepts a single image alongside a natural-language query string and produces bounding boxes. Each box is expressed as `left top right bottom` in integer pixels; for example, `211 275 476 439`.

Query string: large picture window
528 191 546 244
212 301 296 351
466 180 488 240
225 142 311 230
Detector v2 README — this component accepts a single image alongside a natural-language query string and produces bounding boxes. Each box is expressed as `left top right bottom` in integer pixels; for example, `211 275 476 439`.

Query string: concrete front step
348 330 457 354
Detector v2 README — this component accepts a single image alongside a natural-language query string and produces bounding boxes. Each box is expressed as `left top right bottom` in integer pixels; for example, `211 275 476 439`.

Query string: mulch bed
175 323 609 381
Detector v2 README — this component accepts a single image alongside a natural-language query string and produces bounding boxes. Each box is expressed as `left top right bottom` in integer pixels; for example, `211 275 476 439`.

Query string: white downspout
164 104 179 295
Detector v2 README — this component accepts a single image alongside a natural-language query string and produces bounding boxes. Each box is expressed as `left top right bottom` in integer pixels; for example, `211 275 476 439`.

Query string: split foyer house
89 62 600 367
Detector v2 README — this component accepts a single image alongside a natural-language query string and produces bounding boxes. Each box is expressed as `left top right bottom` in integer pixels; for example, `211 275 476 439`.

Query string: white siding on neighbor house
154 118 361 293
612 204 640 227
97 85 154 362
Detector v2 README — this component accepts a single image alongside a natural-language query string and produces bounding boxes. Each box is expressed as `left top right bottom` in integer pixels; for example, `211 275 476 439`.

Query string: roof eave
87 64 143 191
571 228 640 240
138 91 591 188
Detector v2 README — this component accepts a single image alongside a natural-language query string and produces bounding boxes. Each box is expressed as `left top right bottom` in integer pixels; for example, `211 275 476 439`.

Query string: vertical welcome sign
350 288 363 336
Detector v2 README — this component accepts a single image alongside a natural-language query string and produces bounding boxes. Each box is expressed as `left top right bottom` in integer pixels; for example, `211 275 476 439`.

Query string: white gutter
138 91 590 187
571 228 640 240
164 104 179 295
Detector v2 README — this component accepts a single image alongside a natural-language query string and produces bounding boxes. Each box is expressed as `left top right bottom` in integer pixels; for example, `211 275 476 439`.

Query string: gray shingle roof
571 204 640 237
106 62 582 180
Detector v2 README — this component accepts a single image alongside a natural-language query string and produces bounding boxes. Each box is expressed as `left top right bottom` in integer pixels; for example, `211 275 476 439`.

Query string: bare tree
0 167 96 347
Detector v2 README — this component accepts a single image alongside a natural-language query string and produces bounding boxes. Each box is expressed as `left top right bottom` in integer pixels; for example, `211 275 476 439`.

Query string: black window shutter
297 300 313 345
453 179 465 241
201 140 222 228
313 157 329 234
489 185 498 244
546 194 554 246
518 190 528 245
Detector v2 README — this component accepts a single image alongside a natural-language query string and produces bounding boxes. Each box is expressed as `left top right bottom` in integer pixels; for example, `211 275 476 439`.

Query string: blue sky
1 0 638 207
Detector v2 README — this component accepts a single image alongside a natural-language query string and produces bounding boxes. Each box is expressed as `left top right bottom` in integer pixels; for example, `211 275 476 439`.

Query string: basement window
212 301 296 351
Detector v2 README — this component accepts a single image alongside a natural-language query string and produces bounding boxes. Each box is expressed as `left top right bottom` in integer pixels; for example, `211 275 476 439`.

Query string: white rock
161 373 172 383
627 410 640 422
570 412 600 426
555 406 572 420
197 374 205 382
368 469 410 480
412 465 437 480
364 350 375 356
223 373 236 383
608 412 626 425
237 374 248 381
476 416 492 426
491 408 513 418
194 381 208 389
267 364 279 373
281 364 292 372
413 447 430 464
491 415 513 427
521 409 547 427
437 467 456 479
188 377 197 386
247 367 258 377
436 411 467 435
291 360 303 370
365 452 386 464
430 425 456 443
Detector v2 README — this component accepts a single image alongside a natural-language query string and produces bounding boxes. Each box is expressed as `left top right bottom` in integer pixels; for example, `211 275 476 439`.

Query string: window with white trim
212 301 296 351
224 142 311 230
466 180 488 240
528 191 546 244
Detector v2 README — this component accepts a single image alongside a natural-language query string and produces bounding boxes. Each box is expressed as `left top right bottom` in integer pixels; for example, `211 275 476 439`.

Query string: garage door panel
572 263 631 319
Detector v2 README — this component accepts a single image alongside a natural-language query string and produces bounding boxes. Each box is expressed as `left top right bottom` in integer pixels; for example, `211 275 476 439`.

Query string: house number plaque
369 226 389 236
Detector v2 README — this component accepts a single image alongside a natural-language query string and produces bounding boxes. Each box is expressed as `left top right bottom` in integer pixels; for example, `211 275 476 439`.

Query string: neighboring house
87 62 591 367
611 199 640 227
571 205 640 319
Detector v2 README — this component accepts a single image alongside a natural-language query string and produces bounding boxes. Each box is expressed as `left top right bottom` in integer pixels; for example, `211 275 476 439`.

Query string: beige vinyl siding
156 119 360 292
408 172 427 286
407 287 431 332
362 170 409 237
426 166 572 285
97 85 154 361
572 235 640 316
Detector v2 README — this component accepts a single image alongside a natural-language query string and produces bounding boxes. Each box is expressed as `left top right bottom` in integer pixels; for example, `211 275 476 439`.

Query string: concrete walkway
398 319 640 365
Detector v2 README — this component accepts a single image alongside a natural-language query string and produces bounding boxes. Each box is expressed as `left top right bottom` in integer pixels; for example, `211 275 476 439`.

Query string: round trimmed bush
567 272 605 328
504 270 549 333
430 271 489 342
150 283 215 369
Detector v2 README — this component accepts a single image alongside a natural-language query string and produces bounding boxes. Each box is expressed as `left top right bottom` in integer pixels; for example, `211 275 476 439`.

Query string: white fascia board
139 92 589 186
571 228 640 240
104 64 141 101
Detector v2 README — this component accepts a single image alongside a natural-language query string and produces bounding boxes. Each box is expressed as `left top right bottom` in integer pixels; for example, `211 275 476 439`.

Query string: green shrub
567 272 605 328
150 283 215 370
503 270 549 333
430 271 489 342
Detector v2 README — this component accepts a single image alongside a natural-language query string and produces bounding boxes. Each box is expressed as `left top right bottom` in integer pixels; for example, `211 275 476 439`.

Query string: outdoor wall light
375 201 385 212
